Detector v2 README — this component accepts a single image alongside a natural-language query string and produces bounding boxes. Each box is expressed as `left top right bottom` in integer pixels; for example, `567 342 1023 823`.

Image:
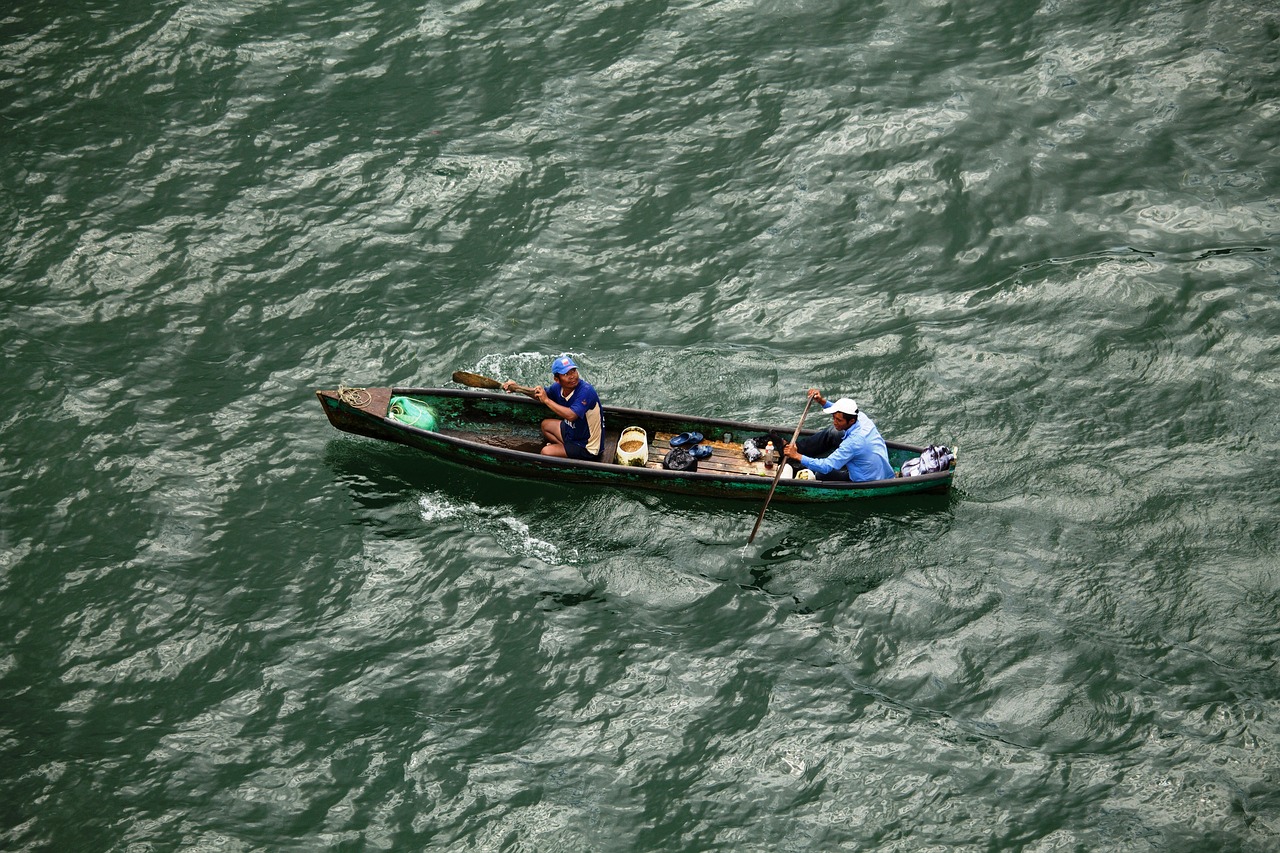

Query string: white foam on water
417 492 471 522
417 493 578 564
499 516 573 564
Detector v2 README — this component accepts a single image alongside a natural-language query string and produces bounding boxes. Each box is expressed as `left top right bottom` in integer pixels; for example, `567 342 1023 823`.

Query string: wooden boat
315 386 955 503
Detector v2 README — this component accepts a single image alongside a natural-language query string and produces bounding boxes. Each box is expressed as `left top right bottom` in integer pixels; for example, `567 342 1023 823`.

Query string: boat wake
417 492 471 523
498 516 570 564
417 493 577 564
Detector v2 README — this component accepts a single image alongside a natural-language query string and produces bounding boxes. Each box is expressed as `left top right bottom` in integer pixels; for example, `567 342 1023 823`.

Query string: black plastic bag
662 447 698 471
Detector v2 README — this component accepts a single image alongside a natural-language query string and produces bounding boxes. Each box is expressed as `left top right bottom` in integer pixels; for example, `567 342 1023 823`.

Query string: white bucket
615 426 648 466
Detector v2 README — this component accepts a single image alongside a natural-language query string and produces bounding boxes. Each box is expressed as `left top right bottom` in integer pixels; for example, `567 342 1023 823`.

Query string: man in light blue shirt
782 389 894 482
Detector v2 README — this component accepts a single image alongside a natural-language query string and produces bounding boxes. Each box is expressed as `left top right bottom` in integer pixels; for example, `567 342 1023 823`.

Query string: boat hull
315 387 955 503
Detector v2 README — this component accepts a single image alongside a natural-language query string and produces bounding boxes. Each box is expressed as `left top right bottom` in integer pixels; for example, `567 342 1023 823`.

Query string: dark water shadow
322 436 566 517
323 436 962 612
732 490 961 610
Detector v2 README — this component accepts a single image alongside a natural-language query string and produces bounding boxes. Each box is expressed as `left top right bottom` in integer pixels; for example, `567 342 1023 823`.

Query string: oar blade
452 370 502 390
452 370 539 398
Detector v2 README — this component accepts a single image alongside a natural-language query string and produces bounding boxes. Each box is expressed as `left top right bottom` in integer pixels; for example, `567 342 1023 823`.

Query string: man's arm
535 386 578 421
801 432 859 474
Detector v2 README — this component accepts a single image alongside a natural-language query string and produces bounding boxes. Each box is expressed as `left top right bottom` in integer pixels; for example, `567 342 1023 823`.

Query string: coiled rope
337 385 372 407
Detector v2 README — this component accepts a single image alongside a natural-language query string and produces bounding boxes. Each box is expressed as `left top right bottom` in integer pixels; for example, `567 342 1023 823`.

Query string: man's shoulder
847 419 879 443
579 380 601 404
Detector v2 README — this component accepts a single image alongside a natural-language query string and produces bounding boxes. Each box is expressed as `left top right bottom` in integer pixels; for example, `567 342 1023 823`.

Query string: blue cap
551 355 578 375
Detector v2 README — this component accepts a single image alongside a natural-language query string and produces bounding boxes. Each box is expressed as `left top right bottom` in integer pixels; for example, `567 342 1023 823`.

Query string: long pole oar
451 370 539 399
748 394 816 544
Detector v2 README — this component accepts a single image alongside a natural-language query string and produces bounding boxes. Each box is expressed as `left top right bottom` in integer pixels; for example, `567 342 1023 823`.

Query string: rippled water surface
4 0 1279 849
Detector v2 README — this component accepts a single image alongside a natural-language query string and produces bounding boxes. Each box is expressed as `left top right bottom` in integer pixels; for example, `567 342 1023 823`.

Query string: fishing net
388 396 437 430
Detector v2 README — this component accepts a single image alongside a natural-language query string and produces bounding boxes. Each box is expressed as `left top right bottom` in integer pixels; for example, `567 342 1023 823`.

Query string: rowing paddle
451 370 539 399
748 393 817 544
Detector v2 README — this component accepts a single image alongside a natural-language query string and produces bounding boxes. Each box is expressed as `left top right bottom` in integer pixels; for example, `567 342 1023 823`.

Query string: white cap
822 397 859 417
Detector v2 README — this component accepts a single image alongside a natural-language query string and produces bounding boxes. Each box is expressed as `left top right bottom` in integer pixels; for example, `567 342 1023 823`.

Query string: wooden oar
748 394 817 544
451 370 539 399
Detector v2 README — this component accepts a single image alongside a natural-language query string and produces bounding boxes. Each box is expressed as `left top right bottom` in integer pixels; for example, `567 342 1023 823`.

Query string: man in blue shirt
504 355 604 460
782 389 894 482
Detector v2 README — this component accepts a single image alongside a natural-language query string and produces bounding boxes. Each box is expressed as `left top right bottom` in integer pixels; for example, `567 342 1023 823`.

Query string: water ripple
4 0 1280 849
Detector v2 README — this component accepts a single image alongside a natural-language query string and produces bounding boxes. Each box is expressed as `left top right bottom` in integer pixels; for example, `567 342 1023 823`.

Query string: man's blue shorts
560 421 600 461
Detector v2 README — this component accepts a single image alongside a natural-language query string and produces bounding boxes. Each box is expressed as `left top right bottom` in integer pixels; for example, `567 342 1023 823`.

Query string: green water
3 0 1279 849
